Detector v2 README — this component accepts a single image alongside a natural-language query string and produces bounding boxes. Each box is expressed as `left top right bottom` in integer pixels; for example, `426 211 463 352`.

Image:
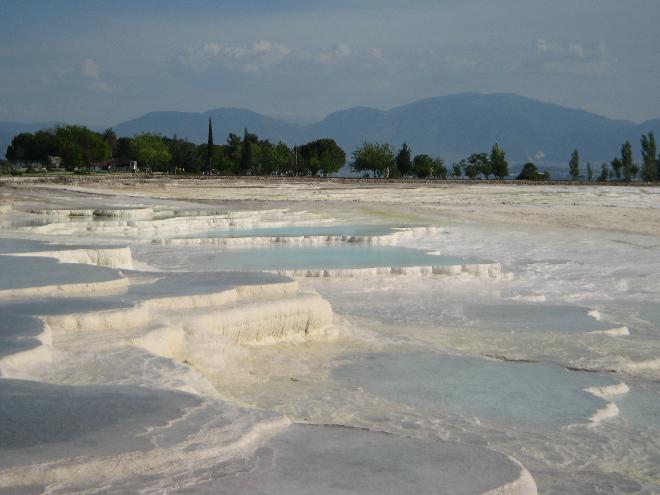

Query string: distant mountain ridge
3 94 659 167
113 93 659 165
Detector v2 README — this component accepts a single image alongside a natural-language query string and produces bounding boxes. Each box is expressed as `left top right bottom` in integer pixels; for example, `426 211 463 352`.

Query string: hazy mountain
114 108 301 145
112 93 659 167
4 94 659 169
305 93 660 165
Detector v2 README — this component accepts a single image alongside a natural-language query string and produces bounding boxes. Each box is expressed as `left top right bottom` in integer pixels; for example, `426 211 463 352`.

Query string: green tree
433 157 447 179
6 133 37 163
597 163 609 182
621 141 635 182
569 149 580 180
640 132 657 182
206 118 214 174
103 128 118 159
167 135 200 173
586 162 593 182
298 138 346 176
467 152 490 179
412 154 434 178
351 142 395 178
239 128 256 174
490 143 509 179
132 132 171 172
610 157 622 180
451 163 462 178
461 158 479 179
273 142 293 175
55 126 109 170
395 143 413 177
116 137 134 160
517 162 550 181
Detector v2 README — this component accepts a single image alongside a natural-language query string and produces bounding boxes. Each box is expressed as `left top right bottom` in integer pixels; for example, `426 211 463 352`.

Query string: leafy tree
640 131 657 182
621 141 635 182
6 133 36 163
132 132 171 171
167 135 201 173
6 130 57 165
490 144 508 179
433 157 447 179
298 138 346 176
412 154 434 178
597 163 609 182
54 126 109 170
461 158 480 179
451 163 462 178
569 149 580 180
351 142 395 178
239 128 257 174
395 143 412 177
116 137 134 160
103 128 118 159
273 142 293 175
610 157 623 180
467 152 490 178
586 162 593 182
517 162 550 181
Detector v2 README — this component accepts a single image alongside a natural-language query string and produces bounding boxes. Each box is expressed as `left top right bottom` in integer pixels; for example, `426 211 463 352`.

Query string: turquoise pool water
174 224 400 239
333 352 615 428
138 245 477 271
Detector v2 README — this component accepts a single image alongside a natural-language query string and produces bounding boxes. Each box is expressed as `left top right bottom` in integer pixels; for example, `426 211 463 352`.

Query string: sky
1 0 659 127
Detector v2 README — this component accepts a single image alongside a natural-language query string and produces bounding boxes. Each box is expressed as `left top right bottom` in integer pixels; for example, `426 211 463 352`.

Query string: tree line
351 142 510 179
567 132 659 182
4 126 346 176
4 125 658 182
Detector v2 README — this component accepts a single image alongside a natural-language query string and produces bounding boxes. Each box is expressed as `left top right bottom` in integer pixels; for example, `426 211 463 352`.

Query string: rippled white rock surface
1 178 660 494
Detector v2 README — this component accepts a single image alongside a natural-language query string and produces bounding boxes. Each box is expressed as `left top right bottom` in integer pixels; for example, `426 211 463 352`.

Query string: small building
86 162 107 172
11 161 44 173
48 156 62 170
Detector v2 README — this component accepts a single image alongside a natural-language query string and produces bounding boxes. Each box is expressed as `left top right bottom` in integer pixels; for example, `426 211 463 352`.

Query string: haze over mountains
3 93 659 168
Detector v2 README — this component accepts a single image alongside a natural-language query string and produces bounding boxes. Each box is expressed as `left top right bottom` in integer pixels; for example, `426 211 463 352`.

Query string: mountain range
3 93 659 170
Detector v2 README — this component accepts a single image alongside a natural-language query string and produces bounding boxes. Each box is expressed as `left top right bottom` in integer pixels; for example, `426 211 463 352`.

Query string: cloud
315 44 352 64
521 39 616 75
174 40 291 73
89 81 111 92
80 58 100 78
370 48 384 59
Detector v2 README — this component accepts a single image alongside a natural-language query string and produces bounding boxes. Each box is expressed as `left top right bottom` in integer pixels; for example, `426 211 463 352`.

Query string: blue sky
1 0 659 126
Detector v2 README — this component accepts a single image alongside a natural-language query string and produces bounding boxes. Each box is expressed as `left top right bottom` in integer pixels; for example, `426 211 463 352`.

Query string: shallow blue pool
174 224 400 239
333 352 615 428
144 245 477 271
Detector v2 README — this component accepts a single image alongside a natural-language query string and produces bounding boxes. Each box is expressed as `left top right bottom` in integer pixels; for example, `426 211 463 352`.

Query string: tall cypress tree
395 143 412 177
641 131 657 182
490 143 509 179
621 141 635 182
569 149 580 180
206 118 214 174
240 128 253 174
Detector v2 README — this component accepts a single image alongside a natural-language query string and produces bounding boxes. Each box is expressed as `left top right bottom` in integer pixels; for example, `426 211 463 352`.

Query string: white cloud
89 81 111 92
535 39 559 54
370 48 384 59
523 39 615 76
175 40 290 73
316 44 352 64
80 58 100 78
